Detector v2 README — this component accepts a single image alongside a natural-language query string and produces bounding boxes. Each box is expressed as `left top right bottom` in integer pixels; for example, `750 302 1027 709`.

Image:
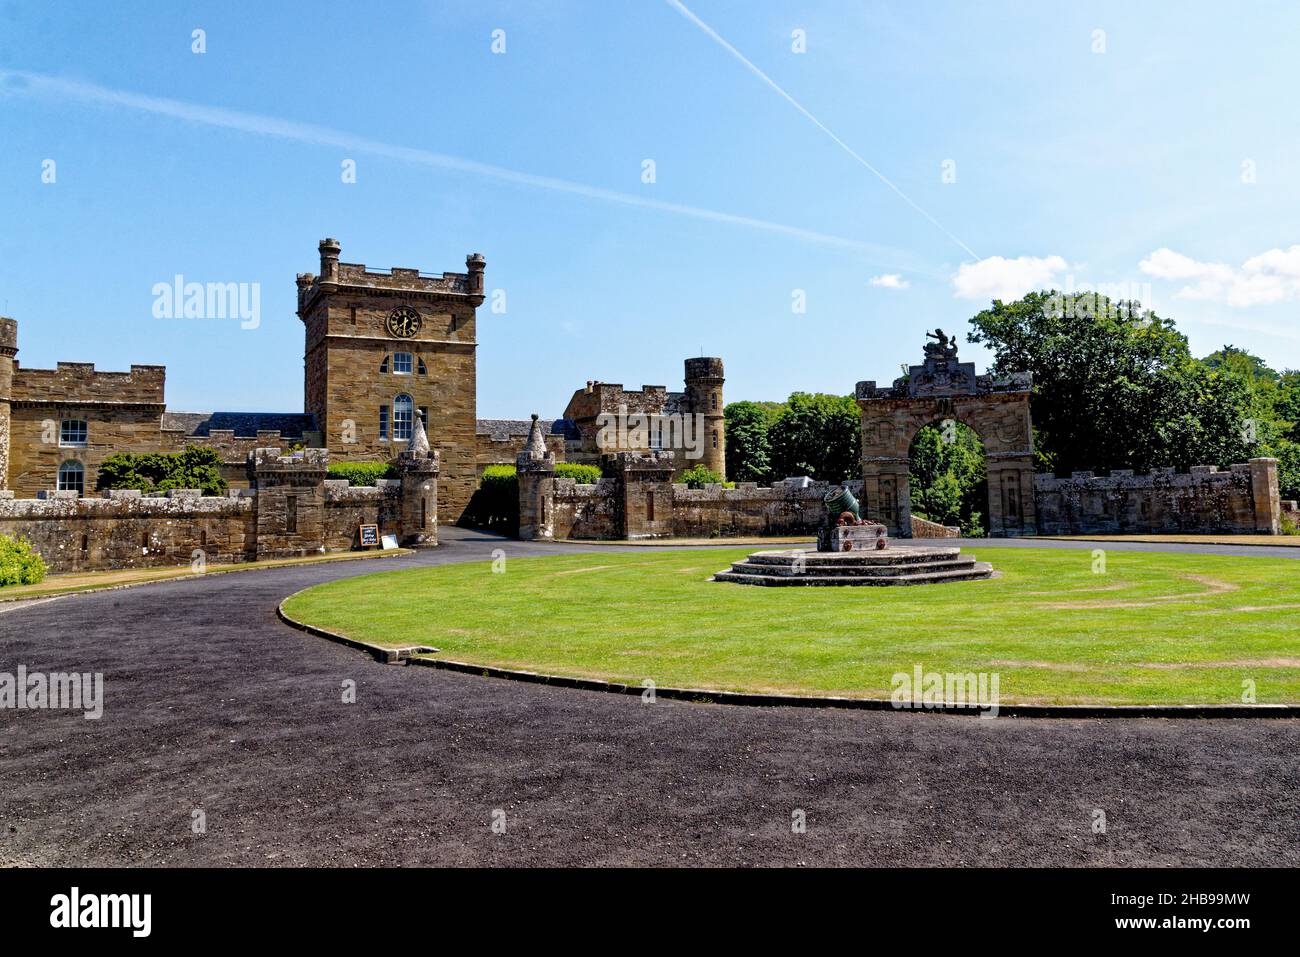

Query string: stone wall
549 478 622 540
1034 459 1280 535
0 489 257 573
910 515 960 538
322 480 403 550
668 479 837 538
0 446 438 574
525 462 847 541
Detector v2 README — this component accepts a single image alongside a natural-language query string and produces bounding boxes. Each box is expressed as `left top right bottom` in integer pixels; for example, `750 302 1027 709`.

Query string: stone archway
855 331 1036 537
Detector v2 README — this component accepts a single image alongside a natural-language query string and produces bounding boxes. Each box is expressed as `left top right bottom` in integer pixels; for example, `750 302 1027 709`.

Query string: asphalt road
0 529 1295 867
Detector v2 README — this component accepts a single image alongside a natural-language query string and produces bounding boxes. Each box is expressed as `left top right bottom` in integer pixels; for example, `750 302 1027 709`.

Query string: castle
0 239 1281 575
0 239 726 522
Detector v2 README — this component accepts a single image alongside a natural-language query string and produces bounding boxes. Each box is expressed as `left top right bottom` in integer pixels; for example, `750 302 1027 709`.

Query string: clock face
386 306 422 339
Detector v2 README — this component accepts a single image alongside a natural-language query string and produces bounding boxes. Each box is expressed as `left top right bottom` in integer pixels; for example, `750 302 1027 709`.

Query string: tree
96 446 227 495
909 422 987 534
967 291 1256 474
723 400 774 483
767 392 861 483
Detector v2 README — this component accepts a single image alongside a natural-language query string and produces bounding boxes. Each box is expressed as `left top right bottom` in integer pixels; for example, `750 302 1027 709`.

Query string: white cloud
951 255 1070 301
1139 245 1300 307
869 273 910 289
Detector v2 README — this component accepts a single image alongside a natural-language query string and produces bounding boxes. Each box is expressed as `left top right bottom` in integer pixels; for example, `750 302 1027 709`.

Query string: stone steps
726 556 981 578
711 545 994 587
742 547 962 568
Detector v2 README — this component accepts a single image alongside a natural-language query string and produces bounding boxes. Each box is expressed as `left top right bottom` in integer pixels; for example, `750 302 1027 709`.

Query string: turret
318 237 341 283
0 317 16 491
466 252 486 305
684 357 725 479
516 413 556 540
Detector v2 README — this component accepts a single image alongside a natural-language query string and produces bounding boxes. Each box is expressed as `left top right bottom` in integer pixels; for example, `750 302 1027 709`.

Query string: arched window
379 355 390 373
393 394 414 442
58 461 85 494
60 419 88 447
393 352 413 375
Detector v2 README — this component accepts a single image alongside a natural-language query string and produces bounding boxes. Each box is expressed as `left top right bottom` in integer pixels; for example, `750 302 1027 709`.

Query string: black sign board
359 524 379 548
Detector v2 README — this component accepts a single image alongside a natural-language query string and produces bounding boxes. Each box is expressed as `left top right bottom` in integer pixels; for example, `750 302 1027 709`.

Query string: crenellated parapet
1034 459 1280 535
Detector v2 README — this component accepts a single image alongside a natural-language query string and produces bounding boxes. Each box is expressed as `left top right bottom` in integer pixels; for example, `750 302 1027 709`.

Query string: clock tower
296 238 486 523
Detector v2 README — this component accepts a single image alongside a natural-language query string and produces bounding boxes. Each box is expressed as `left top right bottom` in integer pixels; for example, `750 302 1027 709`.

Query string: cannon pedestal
817 524 888 552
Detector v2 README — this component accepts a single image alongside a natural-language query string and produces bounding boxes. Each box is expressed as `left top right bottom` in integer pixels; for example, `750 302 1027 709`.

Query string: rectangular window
379 406 389 440
58 463 85 494
394 404 413 442
286 495 298 534
393 352 413 375
646 491 655 522
419 407 429 430
60 419 88 447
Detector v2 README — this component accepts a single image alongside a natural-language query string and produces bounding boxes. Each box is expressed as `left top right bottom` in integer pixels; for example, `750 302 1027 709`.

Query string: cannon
824 485 860 522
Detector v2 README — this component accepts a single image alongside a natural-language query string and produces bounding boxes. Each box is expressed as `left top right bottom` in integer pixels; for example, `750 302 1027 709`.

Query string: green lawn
281 548 1300 705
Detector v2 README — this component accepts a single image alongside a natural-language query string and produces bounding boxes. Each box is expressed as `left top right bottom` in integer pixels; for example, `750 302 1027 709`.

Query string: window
60 419 88 447
393 394 414 442
417 357 427 375
646 491 655 521
378 406 389 440
711 430 719 449
711 392 718 411
58 461 85 494
286 495 298 534
419 407 429 431
393 352 413 375
380 355 390 373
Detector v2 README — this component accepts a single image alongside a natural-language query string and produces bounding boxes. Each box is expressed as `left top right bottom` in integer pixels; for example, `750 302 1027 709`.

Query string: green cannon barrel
824 485 860 520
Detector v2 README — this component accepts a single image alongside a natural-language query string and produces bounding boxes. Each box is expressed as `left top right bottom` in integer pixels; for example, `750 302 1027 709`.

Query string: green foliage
967 291 1265 474
1272 440 1300 503
768 392 861 483
909 423 988 535
0 534 47 587
555 463 602 484
326 461 396 485
724 401 774 484
96 446 227 496
678 464 726 489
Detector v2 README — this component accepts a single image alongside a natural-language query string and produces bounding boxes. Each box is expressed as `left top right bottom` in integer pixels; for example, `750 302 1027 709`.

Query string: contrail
0 68 930 271
664 0 980 261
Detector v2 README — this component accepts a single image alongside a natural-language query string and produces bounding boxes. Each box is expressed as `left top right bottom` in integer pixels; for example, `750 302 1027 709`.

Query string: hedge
0 534 47 587
96 446 227 496
326 461 397 486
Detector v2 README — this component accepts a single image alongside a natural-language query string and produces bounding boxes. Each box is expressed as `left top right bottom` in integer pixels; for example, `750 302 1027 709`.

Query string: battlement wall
1034 459 1280 535
0 448 438 574
11 362 166 407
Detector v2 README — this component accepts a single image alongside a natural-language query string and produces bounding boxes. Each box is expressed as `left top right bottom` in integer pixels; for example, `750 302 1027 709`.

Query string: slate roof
161 411 318 438
476 418 579 440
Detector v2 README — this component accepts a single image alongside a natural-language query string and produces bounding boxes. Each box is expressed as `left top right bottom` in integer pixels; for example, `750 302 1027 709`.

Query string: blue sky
2 0 1299 418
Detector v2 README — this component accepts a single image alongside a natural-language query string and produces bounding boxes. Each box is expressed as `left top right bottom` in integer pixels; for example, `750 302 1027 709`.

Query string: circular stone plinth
713 545 993 586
